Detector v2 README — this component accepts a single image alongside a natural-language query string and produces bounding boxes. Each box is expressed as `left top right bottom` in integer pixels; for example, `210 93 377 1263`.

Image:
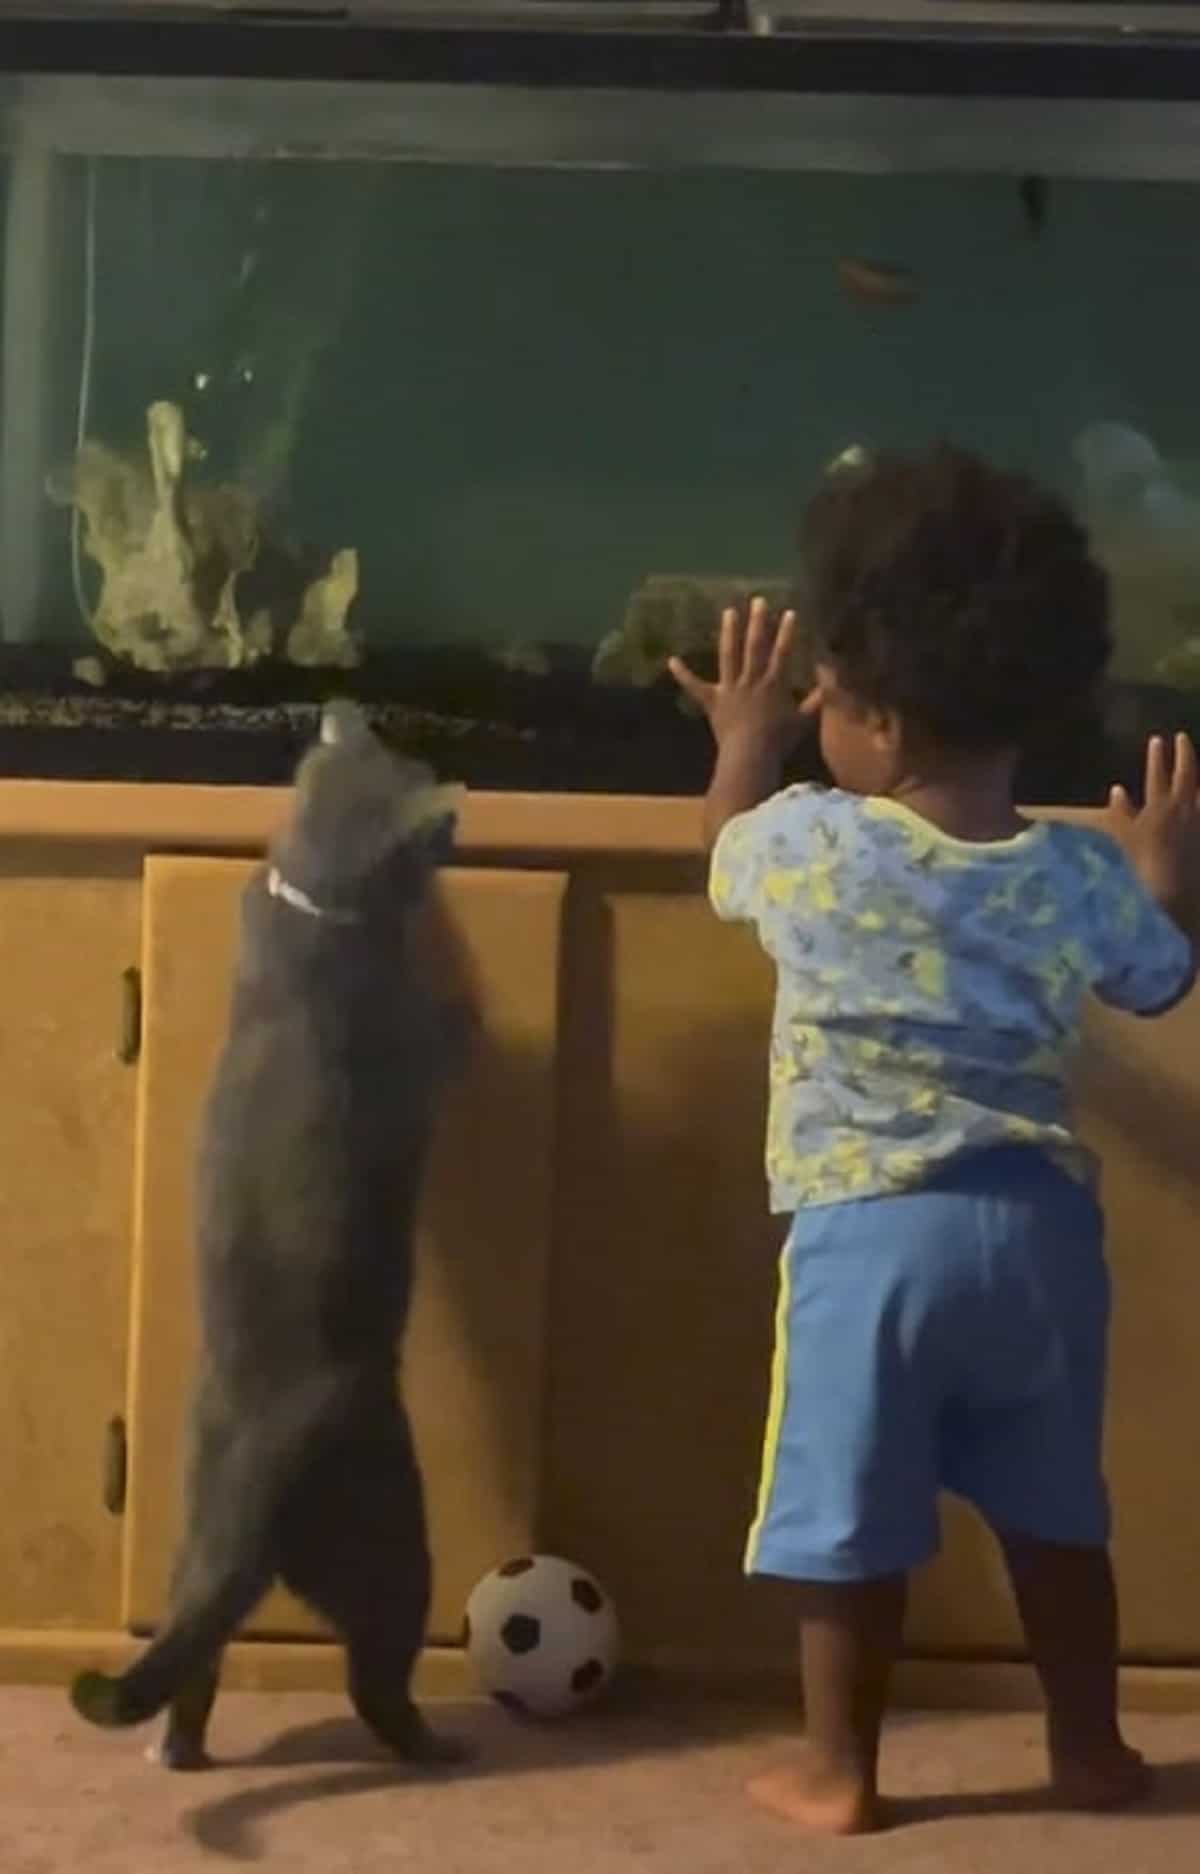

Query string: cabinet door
0 867 140 1633
123 857 563 1644
540 885 794 1671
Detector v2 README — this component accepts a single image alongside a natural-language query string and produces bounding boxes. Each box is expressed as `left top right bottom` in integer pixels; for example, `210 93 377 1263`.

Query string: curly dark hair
798 444 1112 751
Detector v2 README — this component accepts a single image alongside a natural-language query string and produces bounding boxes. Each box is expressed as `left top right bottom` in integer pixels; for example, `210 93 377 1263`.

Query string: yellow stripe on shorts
744 1240 792 1572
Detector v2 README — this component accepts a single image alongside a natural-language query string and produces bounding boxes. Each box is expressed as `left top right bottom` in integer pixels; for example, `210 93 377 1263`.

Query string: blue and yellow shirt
710 786 1195 1213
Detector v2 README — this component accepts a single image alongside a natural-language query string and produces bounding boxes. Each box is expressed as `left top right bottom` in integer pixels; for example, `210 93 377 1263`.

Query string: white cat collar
267 867 361 926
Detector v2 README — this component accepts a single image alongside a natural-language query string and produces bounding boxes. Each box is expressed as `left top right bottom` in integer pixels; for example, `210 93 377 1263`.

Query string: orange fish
837 258 919 306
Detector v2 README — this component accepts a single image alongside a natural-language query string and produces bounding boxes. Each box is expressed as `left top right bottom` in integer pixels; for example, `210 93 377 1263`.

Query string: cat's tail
70 1378 347 1732
70 1562 269 1731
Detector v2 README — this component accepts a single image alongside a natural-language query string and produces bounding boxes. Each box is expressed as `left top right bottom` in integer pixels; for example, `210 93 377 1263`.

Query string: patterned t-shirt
710 787 1195 1213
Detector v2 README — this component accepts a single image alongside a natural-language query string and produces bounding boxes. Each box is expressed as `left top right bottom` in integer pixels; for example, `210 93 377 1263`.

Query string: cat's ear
319 699 370 748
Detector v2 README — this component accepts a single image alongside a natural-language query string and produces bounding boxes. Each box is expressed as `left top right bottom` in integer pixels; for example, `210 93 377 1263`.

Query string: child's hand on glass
669 597 810 751
1106 732 1200 924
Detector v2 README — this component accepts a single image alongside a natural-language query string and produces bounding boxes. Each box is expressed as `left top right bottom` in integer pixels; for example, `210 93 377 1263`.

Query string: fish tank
5 0 1200 796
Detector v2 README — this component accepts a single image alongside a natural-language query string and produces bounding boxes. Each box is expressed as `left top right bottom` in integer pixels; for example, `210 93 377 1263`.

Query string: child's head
797 444 1112 796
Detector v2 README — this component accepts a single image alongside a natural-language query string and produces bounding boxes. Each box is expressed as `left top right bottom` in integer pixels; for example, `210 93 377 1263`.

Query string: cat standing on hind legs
70 700 476 1770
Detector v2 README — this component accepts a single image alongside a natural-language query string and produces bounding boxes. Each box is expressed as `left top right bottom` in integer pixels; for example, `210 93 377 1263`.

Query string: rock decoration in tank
282 548 361 669
590 447 872 702
46 400 360 675
592 576 805 696
1073 420 1200 687
1148 615 1200 687
1074 422 1200 581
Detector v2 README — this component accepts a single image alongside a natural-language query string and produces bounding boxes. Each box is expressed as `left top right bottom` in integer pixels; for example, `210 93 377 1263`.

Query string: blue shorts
745 1147 1110 1582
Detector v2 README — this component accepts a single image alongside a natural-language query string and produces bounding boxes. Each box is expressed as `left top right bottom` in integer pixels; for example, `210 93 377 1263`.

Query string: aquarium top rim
0 780 711 857
0 782 1100 860
3 9 1200 100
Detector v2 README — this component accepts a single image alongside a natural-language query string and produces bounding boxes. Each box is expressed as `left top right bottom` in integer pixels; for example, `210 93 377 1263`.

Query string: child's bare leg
749 1575 907 1836
1000 1536 1149 1809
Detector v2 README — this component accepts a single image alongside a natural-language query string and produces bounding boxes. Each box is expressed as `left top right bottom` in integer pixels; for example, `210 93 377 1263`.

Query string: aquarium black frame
3 2 1200 99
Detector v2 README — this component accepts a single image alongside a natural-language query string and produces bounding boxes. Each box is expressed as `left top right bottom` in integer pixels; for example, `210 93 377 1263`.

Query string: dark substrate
0 644 1192 805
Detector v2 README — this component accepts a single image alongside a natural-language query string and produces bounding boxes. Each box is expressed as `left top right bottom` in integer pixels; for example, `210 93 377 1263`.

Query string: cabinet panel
123 857 563 1643
1078 991 1200 1658
542 886 793 1668
0 868 140 1630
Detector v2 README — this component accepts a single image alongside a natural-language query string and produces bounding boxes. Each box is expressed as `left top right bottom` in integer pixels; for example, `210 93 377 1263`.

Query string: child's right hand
669 599 804 754
1105 733 1200 925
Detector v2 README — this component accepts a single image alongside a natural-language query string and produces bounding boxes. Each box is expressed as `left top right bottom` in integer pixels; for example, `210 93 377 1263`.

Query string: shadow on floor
184 1690 780 1860
182 1696 1200 1862
892 1754 1200 1829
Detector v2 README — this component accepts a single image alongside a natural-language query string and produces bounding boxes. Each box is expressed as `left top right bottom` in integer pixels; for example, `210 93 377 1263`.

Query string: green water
6 152 1200 680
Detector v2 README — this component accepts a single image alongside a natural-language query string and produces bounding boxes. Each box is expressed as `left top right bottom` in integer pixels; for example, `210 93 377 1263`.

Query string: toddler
670 446 1199 1835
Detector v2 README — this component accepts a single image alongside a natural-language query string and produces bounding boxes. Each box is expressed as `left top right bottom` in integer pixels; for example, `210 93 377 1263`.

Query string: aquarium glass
4 73 1200 793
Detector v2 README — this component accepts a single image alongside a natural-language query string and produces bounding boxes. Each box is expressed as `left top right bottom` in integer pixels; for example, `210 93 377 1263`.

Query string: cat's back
194 879 438 1366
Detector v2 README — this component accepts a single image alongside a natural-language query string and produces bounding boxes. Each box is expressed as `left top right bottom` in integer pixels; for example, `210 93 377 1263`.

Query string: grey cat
70 701 471 1770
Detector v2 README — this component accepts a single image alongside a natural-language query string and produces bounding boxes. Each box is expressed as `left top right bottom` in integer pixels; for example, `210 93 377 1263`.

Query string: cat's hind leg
71 1550 271 1733
72 1378 358 1736
146 1466 225 1770
279 1414 464 1766
344 1620 464 1767
72 1409 276 1734
148 1655 222 1770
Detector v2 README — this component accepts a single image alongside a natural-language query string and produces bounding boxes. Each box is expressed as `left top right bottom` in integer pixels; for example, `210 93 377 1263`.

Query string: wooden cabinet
123 856 565 1646
3 799 1200 1699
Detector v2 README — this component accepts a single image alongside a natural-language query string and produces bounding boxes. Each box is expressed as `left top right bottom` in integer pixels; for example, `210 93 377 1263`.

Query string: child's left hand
669 598 809 752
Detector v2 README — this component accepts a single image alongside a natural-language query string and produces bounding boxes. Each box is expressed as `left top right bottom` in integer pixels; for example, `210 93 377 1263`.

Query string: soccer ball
464 1554 620 1719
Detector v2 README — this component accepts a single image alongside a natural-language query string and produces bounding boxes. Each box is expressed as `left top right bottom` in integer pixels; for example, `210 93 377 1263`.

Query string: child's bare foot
747 1756 880 1836
1051 1743 1152 1812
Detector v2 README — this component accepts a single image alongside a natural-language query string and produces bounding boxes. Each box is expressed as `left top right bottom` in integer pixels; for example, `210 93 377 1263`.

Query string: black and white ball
464 1555 620 1719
